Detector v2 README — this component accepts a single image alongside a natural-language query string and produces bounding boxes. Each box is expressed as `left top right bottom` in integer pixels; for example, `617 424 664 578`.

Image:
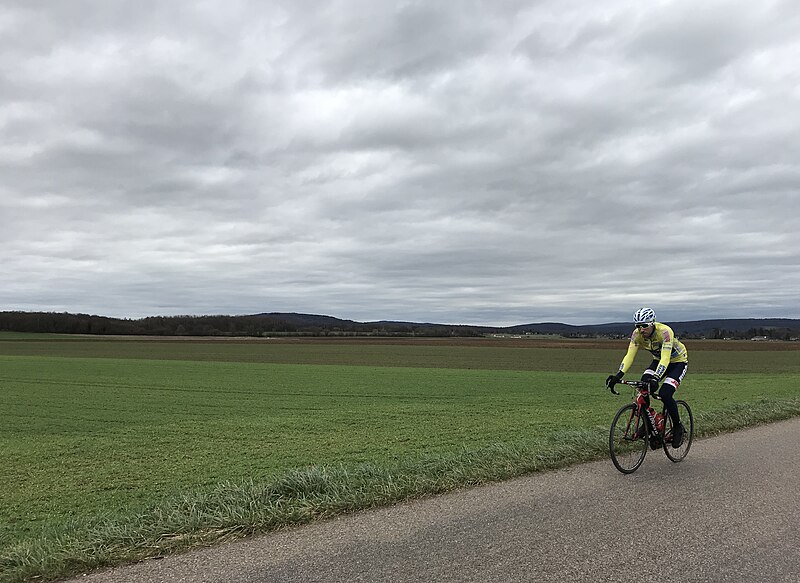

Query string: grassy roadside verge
3 397 799 583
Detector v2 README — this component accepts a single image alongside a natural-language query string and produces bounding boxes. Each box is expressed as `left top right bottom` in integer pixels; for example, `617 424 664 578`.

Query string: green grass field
1 335 799 582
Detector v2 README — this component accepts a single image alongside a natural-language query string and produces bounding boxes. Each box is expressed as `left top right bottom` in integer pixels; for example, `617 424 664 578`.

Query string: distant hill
254 312 361 328
1 311 799 339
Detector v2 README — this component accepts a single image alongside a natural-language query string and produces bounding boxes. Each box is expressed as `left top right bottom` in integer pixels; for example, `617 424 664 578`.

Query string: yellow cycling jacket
618 322 688 379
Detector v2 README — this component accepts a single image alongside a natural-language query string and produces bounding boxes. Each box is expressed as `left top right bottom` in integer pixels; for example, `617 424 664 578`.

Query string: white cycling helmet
633 307 656 325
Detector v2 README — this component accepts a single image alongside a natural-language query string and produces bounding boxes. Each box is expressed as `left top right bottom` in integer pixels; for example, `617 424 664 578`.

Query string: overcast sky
2 0 799 326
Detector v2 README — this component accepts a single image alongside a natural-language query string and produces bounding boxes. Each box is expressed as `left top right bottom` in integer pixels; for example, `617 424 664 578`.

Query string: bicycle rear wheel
662 400 694 462
609 403 648 474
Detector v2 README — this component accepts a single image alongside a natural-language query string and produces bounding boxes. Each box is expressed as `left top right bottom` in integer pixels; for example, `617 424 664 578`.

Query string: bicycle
608 379 694 474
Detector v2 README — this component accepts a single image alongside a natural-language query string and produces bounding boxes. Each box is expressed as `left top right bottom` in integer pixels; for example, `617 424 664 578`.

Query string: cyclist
605 308 688 447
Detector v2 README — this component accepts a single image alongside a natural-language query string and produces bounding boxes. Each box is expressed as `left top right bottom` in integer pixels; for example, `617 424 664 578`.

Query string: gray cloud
2 0 799 325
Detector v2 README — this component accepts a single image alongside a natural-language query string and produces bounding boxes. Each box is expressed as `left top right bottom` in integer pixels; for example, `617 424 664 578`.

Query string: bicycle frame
628 381 666 440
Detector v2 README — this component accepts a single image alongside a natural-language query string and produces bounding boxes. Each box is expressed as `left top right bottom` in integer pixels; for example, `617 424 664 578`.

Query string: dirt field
79 334 800 351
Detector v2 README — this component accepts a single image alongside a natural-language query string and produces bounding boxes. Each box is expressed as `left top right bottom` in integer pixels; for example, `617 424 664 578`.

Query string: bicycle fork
628 408 647 440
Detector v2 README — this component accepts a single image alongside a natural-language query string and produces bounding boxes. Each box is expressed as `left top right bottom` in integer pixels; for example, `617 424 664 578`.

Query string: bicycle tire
662 400 694 462
609 403 648 474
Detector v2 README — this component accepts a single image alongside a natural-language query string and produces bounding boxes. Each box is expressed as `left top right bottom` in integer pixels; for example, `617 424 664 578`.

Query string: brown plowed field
90 335 800 351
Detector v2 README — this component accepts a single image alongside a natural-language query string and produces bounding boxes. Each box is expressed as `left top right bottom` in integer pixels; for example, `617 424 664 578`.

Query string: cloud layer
2 0 799 325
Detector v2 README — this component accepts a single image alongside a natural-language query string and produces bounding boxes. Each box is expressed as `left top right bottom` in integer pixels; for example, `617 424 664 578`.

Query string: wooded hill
2 311 799 340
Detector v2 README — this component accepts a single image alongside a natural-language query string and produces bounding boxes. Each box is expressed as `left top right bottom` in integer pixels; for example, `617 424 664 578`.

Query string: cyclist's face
637 323 654 337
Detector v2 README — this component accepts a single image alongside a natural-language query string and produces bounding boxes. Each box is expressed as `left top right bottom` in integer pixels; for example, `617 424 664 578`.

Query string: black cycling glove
606 371 624 390
641 374 659 393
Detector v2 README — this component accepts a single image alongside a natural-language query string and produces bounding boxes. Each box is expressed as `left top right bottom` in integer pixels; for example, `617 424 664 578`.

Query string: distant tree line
0 311 488 338
1 311 798 340
618 328 799 341
706 327 800 341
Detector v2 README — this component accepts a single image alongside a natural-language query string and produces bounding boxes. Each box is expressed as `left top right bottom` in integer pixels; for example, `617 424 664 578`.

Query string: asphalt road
69 418 800 583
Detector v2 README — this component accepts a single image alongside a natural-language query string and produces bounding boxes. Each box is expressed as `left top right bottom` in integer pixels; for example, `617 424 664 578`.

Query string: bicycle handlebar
609 379 662 399
608 379 638 395
618 379 647 388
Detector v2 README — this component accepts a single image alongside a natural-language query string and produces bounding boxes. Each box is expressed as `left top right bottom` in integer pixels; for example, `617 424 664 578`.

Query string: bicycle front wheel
609 403 648 474
662 400 694 463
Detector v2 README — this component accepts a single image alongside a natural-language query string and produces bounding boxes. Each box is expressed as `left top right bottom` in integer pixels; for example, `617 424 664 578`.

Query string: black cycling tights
658 383 681 426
